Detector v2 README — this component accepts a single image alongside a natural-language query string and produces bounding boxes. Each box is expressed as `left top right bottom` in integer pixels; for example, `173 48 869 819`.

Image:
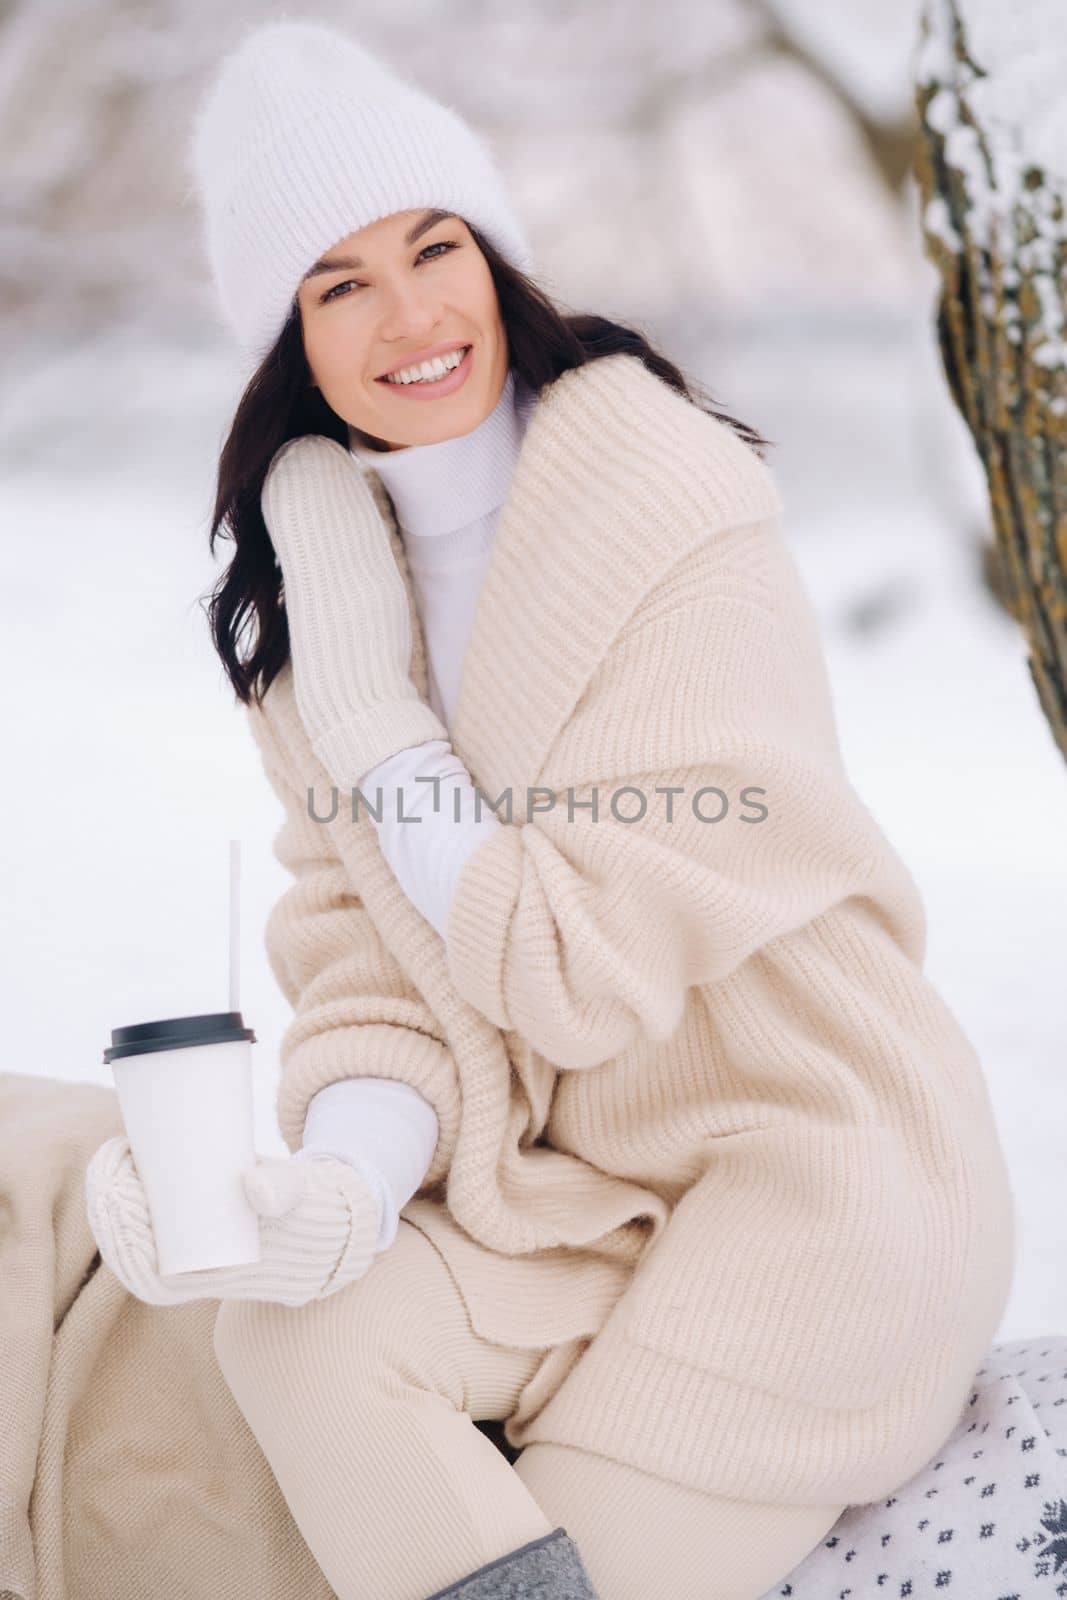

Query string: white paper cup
104 1012 261 1275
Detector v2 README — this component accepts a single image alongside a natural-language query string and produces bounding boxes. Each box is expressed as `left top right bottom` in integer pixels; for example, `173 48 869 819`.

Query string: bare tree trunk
915 0 1067 764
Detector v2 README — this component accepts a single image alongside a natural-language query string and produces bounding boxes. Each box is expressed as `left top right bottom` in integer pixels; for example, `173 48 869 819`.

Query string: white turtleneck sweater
292 369 537 1253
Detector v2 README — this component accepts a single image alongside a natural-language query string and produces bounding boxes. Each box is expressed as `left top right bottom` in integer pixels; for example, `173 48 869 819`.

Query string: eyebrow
299 210 458 284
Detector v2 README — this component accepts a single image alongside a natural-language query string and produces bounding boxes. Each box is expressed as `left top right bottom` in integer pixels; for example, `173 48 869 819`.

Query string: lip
374 343 474 401
375 340 471 379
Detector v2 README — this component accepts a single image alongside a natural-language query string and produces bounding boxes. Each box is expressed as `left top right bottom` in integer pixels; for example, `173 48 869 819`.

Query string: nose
378 275 443 342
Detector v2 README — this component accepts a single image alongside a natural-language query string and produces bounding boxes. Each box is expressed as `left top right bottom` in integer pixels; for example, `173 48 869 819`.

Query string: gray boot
424 1527 599 1598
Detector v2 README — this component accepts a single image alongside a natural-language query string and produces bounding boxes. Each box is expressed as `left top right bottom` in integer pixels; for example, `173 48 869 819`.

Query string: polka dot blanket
764 1338 1067 1600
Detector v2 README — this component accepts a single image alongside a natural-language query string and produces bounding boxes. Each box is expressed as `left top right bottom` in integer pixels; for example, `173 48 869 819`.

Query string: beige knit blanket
0 1071 333 1600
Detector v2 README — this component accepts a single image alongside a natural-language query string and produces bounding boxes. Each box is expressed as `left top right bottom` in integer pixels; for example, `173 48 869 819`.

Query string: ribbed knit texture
261 432 449 783
295 1076 440 1253
84 1136 381 1308
187 20 536 362
350 366 539 726
349 368 532 545
351 366 536 942
246 352 1016 1508
0 1072 340 1600
359 735 504 942
295 368 533 1263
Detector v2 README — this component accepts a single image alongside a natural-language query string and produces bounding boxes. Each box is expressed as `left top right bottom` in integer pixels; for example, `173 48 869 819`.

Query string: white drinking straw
229 838 241 1013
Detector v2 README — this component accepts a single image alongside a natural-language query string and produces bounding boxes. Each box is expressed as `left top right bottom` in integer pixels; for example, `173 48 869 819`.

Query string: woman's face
295 208 508 451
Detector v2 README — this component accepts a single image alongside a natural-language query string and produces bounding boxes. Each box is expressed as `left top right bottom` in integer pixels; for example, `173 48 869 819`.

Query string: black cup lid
103 1011 256 1063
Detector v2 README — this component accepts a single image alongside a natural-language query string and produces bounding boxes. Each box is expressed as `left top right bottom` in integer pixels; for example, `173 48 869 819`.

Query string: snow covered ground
2 0 1063 1352
2 305 1064 1346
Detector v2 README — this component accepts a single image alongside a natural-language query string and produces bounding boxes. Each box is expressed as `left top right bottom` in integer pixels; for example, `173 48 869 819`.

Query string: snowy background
2 0 1064 1341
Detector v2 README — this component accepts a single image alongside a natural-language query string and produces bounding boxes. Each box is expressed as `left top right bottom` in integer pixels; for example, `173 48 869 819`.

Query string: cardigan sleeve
246 700 461 1188
444 538 926 1072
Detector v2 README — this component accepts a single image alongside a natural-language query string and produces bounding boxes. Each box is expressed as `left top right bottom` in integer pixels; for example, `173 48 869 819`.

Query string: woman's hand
261 434 448 786
83 1134 381 1308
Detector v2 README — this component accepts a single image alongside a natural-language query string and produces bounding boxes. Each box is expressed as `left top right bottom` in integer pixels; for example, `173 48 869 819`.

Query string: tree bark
915 0 1067 764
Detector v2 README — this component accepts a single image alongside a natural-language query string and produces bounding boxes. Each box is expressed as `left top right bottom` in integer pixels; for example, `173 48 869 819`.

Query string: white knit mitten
262 433 449 785
84 1135 382 1308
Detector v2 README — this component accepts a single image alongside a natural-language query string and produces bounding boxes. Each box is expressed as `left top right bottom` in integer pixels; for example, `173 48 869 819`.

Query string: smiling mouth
376 346 472 385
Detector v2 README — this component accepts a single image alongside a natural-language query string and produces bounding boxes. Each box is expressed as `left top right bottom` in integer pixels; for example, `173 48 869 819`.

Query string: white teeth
383 348 467 384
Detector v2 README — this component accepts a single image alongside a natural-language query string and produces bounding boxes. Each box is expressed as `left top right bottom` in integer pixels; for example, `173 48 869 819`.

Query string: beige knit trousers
212 1219 844 1600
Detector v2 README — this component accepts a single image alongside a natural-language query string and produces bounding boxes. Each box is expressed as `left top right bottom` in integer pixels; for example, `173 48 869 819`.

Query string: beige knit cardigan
246 351 1015 1509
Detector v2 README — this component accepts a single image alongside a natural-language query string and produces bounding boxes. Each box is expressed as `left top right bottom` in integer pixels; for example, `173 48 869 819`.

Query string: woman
84 20 1017 1600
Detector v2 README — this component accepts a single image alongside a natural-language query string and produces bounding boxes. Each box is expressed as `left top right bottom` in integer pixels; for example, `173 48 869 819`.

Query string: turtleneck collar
347 367 528 540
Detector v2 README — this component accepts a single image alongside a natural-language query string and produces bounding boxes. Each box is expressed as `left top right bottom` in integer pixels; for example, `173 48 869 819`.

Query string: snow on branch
915 0 1067 762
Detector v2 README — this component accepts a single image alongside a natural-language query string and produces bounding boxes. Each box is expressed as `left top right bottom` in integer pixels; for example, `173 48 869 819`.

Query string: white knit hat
187 19 536 364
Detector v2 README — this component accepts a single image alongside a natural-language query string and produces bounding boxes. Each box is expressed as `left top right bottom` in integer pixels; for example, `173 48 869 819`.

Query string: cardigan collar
356 352 784 799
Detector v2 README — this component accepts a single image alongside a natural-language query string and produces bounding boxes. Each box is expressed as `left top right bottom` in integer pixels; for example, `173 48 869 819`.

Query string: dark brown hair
200 221 771 707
